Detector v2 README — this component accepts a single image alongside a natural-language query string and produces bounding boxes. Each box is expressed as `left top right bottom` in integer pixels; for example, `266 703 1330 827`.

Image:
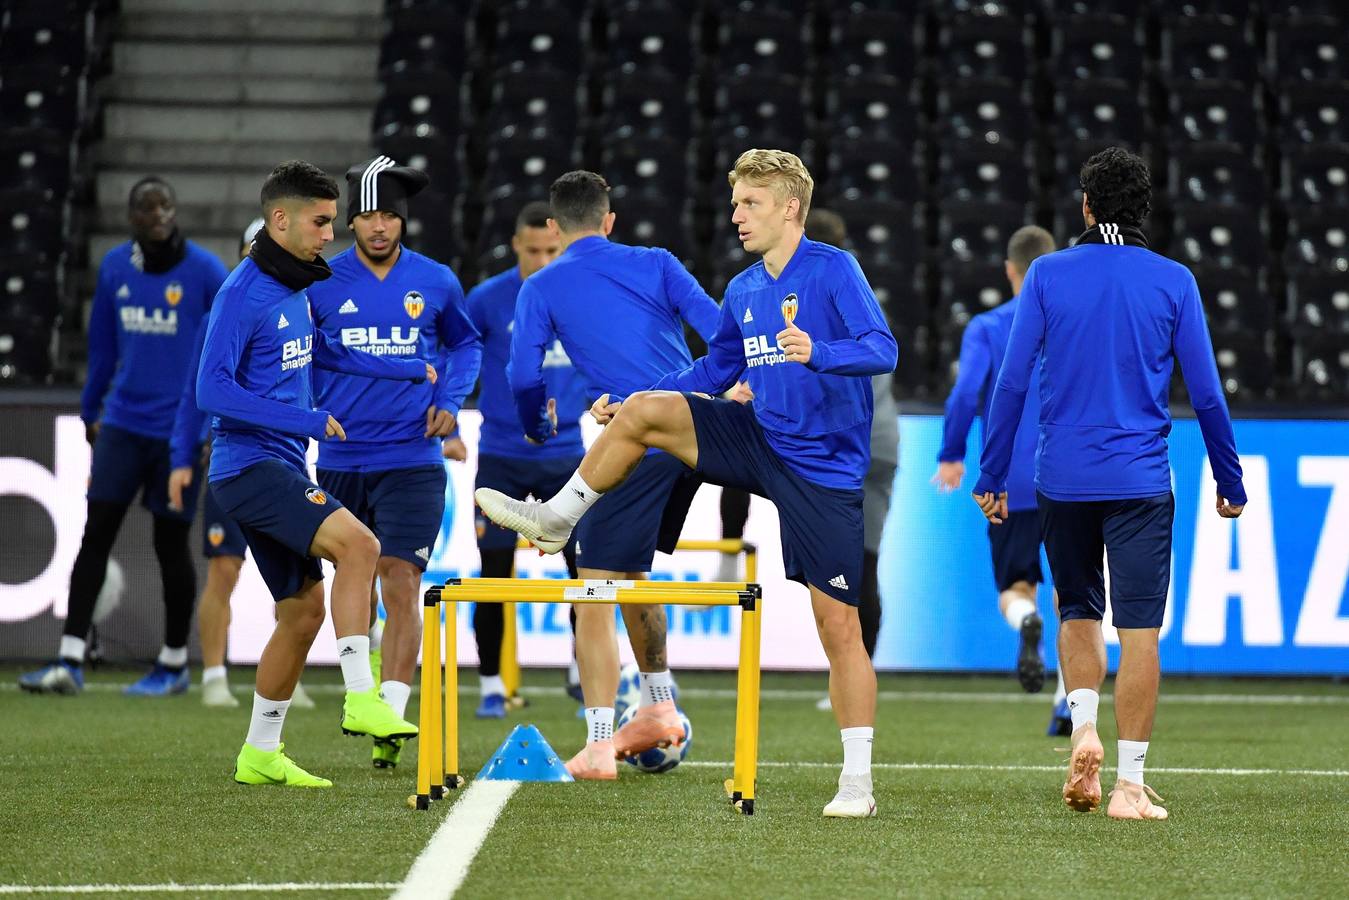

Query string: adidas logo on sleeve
743 307 754 323
277 313 289 329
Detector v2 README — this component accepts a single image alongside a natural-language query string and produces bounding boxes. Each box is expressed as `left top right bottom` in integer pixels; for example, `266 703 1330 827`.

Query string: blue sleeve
312 327 427 381
652 297 747 394
203 254 230 298
196 294 331 440
507 279 554 442
169 318 210 469
661 250 720 341
975 263 1045 496
939 320 991 463
432 271 482 416
80 262 118 425
1174 275 1246 505
805 254 899 376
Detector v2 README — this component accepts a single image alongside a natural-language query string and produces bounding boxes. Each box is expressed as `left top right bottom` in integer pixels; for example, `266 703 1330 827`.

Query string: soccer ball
616 704 692 774
614 663 641 719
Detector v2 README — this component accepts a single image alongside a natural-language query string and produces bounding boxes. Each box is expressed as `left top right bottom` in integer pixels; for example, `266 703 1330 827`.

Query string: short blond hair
728 149 814 223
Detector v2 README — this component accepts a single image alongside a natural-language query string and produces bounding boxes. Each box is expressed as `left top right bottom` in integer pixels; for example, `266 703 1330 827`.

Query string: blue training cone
476 724 575 782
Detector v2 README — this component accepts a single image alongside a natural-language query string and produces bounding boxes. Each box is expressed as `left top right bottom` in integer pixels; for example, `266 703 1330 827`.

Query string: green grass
2 667 1346 898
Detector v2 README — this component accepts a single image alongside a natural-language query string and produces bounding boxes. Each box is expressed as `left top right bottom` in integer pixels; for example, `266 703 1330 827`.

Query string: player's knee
815 603 862 654
376 557 420 610
210 555 244 586
617 391 679 438
337 523 381 566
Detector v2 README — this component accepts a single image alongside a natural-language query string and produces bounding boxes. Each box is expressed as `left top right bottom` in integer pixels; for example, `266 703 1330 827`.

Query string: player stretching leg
975 148 1245 819
502 171 720 779
198 162 436 787
479 151 897 815
309 157 482 769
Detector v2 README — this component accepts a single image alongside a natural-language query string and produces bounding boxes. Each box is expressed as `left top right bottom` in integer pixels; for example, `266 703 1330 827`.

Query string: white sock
545 471 603 528
245 692 290 752
585 706 615 744
203 665 227 685
380 680 411 719
1067 688 1099 732
1118 740 1148 786
715 553 739 583
158 645 188 668
639 670 675 706
1053 669 1066 704
59 635 86 664
480 674 506 697
567 660 580 685
1002 594 1036 630
841 726 874 780
369 619 384 651
336 635 375 692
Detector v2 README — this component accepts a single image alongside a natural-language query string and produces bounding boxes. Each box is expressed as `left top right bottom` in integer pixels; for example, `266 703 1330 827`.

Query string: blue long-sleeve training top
197 258 430 482
169 317 213 470
508 236 720 442
468 266 586 460
975 241 1246 505
939 297 1040 512
652 237 898 490
308 246 482 472
82 240 228 439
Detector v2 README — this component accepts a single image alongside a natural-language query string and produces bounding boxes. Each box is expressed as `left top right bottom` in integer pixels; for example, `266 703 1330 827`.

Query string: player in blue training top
20 177 228 697
478 152 898 817
466 199 587 719
308 156 482 770
484 170 719 781
974 148 1246 821
934 225 1072 733
197 161 438 788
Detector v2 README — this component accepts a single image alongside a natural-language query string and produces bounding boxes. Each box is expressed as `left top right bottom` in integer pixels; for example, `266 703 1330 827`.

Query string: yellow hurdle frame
414 574 764 815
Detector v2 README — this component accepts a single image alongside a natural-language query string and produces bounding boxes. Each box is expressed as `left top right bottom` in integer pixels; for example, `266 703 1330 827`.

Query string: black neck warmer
131 227 187 274
1075 223 1149 248
249 227 332 291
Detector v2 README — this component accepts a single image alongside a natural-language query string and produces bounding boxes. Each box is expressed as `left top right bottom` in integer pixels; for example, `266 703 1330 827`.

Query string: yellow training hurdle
414 574 764 814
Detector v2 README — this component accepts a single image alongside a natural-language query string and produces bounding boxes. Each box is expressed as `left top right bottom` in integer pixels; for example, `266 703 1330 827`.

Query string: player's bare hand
727 381 755 404
85 422 100 446
776 323 813 365
526 398 559 445
167 466 193 512
442 435 467 462
1216 489 1245 519
325 415 346 441
424 363 439 384
932 461 965 492
425 405 456 438
589 393 622 426
973 490 1009 525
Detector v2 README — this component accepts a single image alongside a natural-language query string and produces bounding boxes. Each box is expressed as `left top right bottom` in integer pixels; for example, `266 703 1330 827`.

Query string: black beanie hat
345 156 431 223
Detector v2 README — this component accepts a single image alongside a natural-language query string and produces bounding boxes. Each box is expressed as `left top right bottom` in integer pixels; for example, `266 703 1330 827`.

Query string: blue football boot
18 660 84 695
1047 698 1073 737
475 693 507 719
124 664 190 696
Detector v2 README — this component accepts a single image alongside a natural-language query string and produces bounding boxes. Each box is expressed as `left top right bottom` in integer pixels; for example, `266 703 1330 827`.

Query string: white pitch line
0 883 397 895
392 779 519 900
683 760 1349 777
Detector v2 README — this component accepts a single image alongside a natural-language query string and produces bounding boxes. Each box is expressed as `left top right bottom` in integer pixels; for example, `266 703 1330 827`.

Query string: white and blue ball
613 663 642 720
616 705 692 773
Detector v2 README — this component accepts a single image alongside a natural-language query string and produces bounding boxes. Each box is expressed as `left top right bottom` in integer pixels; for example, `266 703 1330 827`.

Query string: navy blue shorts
202 486 248 559
316 465 447 571
574 451 698 573
87 423 200 521
685 394 863 606
210 460 344 602
1038 491 1174 629
988 509 1043 591
475 453 584 551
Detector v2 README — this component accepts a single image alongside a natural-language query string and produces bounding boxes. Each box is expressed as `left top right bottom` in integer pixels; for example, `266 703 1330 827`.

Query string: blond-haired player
477 150 898 816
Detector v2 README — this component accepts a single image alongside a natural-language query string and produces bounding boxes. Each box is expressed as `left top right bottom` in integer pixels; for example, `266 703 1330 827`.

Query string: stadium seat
486 69 581 142
1289 270 1349 336
1168 80 1263 145
831 199 923 270
1280 81 1349 144
1295 334 1349 400
0 19 91 79
1192 265 1273 333
1055 79 1148 144
0 201 63 268
713 76 809 147
0 262 60 326
0 316 53 383
610 210 695 262
938 261 1012 329
0 131 72 203
601 136 692 204
1267 17 1348 84
1160 15 1258 84
402 188 460 265
1049 14 1146 83
1282 143 1349 210
938 12 1031 82
825 138 922 204
482 135 578 199
936 200 1033 266
1160 0 1257 17
494 2 584 74
1168 142 1266 207
864 262 925 331
605 2 695 80
599 73 694 142
378 8 466 79
935 78 1031 148
1208 330 1272 400
1285 210 1349 273
717 10 806 78
1044 0 1142 15
825 76 922 142
374 77 461 140
0 67 82 133
376 133 461 184
829 10 918 81
935 141 1036 205
1169 202 1267 271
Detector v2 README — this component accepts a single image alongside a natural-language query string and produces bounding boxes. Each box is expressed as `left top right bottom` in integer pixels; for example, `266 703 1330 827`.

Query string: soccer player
198 161 437 787
974 147 1245 820
934 225 1071 732
479 151 898 816
498 170 719 780
19 177 228 696
466 200 584 719
166 218 313 710
307 156 482 769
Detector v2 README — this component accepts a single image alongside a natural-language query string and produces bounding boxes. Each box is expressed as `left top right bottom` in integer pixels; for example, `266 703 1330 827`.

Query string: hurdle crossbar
415 577 763 815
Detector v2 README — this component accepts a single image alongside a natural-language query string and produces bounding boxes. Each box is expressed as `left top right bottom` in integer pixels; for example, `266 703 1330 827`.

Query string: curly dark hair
1079 147 1151 228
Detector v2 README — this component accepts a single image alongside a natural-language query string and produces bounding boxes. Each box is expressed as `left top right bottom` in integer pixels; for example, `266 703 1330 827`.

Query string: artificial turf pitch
2 667 1345 898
